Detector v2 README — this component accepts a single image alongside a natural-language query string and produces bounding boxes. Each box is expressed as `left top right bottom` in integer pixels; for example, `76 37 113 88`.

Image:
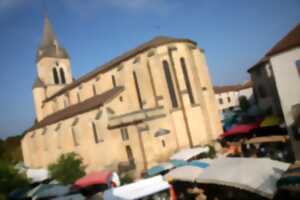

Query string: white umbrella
170 147 209 161
103 175 170 200
164 165 205 182
196 158 290 199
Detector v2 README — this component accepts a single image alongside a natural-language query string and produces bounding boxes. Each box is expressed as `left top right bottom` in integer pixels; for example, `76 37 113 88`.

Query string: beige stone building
21 17 222 175
214 80 253 113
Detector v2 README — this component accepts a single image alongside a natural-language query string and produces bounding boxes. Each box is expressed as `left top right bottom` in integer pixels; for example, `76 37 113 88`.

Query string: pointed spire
40 15 57 48
36 15 69 62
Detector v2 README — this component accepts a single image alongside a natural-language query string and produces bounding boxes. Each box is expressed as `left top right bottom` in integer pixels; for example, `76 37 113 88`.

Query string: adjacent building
21 17 222 175
214 80 253 114
248 22 300 159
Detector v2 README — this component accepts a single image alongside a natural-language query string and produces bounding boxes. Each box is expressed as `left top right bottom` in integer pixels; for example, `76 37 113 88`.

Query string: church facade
21 17 222 175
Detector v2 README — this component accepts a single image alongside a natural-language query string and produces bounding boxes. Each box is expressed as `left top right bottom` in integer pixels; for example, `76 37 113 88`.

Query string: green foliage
239 96 250 112
0 136 23 164
205 145 216 158
48 152 86 185
0 160 29 199
120 172 134 185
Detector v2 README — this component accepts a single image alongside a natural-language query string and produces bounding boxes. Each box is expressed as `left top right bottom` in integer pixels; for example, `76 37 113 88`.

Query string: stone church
21 16 222 175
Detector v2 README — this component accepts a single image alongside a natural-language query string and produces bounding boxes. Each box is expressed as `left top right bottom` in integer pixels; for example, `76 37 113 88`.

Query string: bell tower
32 16 73 121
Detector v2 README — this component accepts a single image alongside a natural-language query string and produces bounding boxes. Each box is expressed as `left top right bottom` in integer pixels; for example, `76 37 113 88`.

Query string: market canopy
221 123 258 138
103 175 170 200
73 170 113 188
26 168 49 183
196 158 290 199
170 147 209 161
277 163 300 192
27 184 72 199
146 162 174 177
147 160 187 176
165 164 207 182
260 116 280 127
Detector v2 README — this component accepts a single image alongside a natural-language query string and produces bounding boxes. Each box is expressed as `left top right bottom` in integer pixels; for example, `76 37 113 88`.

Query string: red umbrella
221 123 259 138
73 170 113 188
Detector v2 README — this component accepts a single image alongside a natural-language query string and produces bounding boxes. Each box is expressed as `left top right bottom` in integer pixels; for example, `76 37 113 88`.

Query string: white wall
270 47 300 159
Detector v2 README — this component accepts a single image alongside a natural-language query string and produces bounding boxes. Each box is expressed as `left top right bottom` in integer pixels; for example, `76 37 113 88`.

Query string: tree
239 96 250 112
0 160 29 198
48 152 86 185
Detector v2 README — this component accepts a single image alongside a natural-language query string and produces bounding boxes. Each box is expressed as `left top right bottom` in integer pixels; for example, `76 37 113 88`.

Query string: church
21 16 222 175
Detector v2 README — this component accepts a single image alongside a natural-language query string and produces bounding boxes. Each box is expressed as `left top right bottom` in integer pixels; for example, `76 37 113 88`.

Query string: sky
0 0 299 139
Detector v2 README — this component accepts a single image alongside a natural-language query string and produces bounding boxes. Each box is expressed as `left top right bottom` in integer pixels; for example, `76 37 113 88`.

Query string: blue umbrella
169 159 188 167
188 160 209 168
147 162 174 176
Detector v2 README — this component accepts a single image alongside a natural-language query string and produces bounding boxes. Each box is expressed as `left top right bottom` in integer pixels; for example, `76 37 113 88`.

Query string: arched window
53 68 59 84
180 58 195 104
60 68 66 84
162 60 178 108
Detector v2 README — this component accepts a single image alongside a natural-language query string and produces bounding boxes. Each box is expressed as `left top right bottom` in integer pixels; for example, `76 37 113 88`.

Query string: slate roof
43 36 197 103
36 16 68 62
214 80 252 94
25 86 124 133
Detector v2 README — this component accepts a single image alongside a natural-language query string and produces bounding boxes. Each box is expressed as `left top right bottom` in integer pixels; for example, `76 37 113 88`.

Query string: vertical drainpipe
168 47 194 148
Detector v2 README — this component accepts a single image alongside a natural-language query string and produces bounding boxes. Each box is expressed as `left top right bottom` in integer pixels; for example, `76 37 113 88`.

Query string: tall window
92 84 97 96
162 140 166 148
227 97 231 103
60 68 66 84
92 122 102 143
71 127 80 146
133 71 143 109
180 58 195 104
112 75 116 87
219 98 223 104
125 145 134 163
162 60 178 108
77 92 81 103
121 128 129 141
53 68 59 84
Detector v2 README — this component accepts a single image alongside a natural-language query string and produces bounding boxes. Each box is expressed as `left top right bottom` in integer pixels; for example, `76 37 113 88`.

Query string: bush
0 160 29 198
205 145 217 158
239 96 250 112
120 172 134 185
48 152 86 185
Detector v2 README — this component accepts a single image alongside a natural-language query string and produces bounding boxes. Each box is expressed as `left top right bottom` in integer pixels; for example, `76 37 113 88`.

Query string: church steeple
33 15 73 121
36 15 69 62
40 15 56 48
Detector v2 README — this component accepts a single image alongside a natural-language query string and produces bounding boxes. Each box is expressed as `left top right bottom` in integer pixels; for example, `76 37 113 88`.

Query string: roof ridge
43 36 196 102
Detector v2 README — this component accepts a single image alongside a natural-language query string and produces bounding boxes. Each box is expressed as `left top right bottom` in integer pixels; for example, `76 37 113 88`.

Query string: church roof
25 86 124 133
43 36 197 103
32 77 45 89
36 16 69 62
248 22 300 72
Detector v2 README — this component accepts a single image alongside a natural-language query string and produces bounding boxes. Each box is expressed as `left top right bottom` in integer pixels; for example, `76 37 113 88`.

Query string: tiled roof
43 36 196 103
214 80 252 94
248 22 300 72
25 86 124 133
